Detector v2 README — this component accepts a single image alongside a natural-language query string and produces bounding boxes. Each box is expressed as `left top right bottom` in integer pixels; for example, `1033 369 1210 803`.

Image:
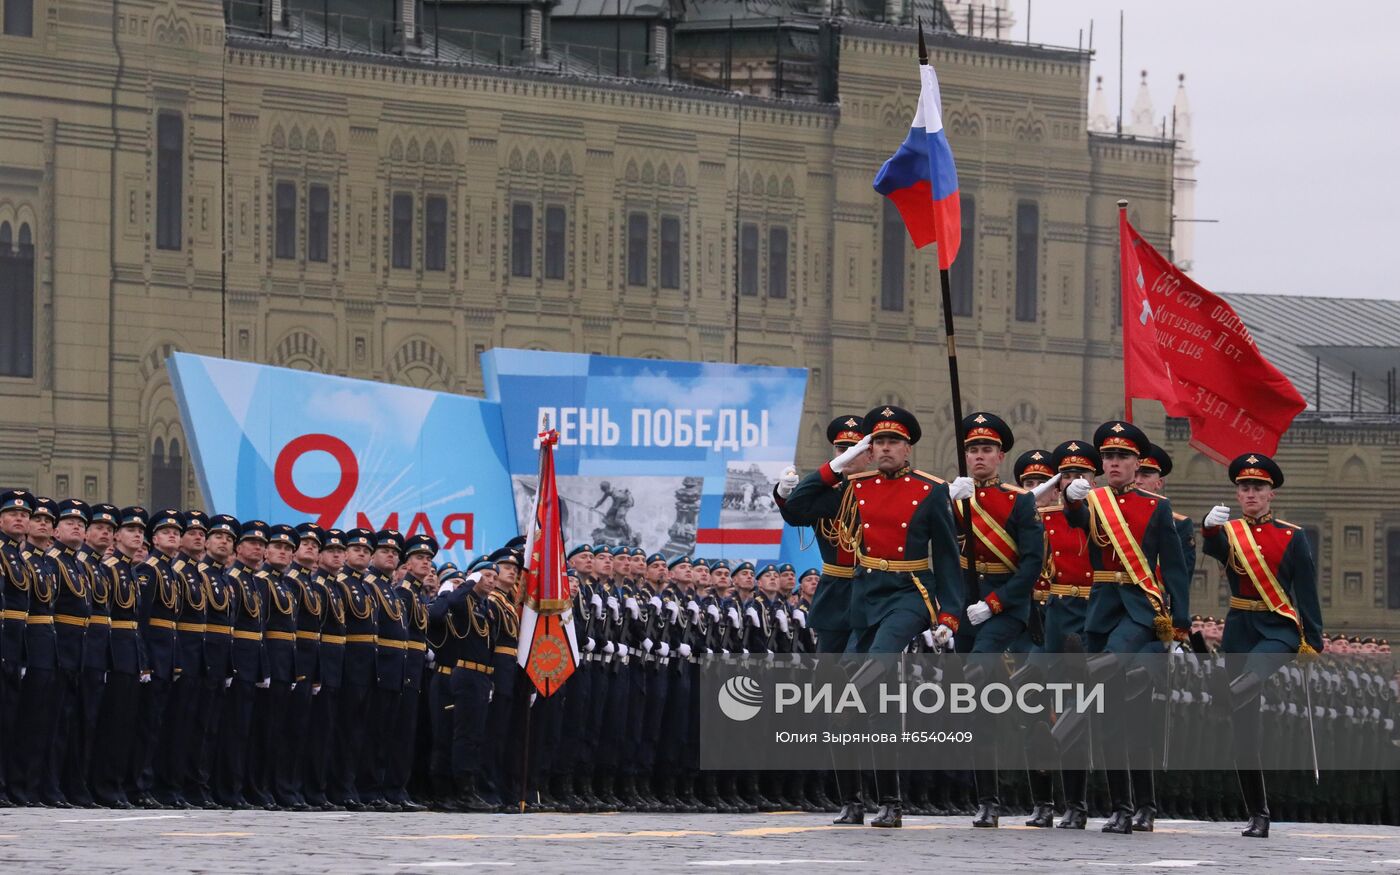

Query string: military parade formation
0 402 1393 838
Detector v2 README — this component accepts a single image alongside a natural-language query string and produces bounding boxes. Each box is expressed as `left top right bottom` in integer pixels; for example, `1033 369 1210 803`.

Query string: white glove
688 601 701 622
706 604 720 621
20 667 28 681
625 596 639 619
1031 472 1063 499
591 593 604 612
1171 642 1190 658
1205 504 1231 527
658 642 670 658
257 677 271 689
138 670 149 684
745 606 761 625
606 595 619 616
290 682 297 691
426 648 436 665
775 611 789 633
829 434 873 473
649 596 663 611
741 648 749 656
721 648 730 656
949 476 974 501
678 643 692 658
726 607 740 627
791 608 806 628
617 644 629 658
313 683 322 696
603 641 615 655
776 465 800 498
967 601 992 626
642 638 654 652
224 676 233 689
666 602 680 620
1065 479 1092 501
921 629 936 649
438 581 456 595
585 637 596 652
931 624 954 649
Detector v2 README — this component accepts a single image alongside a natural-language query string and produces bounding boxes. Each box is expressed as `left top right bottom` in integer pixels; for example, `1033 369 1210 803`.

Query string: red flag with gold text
517 429 578 696
1119 207 1306 462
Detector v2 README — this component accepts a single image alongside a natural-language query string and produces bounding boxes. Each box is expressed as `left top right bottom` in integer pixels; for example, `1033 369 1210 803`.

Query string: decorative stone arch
137 338 192 508
1185 453 1216 483
1340 454 1370 484
289 125 303 151
271 124 286 149
322 130 337 154
559 152 573 175
439 138 454 165
305 128 320 152
387 336 451 390
422 139 437 164
765 175 780 198
543 151 557 174
625 159 638 182
271 329 332 372
390 137 404 161
657 162 671 186
738 170 750 194
526 149 539 173
672 164 686 187
641 160 654 183
406 138 420 163
1004 399 1045 452
781 176 795 198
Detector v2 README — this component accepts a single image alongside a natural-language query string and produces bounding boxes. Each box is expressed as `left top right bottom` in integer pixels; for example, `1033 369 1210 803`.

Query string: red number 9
274 433 360 529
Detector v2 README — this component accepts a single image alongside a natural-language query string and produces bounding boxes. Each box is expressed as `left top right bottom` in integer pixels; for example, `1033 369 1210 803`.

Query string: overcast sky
1006 1 1400 301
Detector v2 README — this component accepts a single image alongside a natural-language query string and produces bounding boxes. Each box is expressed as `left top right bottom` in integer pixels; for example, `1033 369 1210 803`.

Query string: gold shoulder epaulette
1040 504 1064 514
1002 483 1029 495
143 555 160 567
230 567 243 580
76 549 90 562
335 573 347 582
197 561 209 573
254 570 269 579
173 558 187 572
847 470 879 481
45 547 61 559
1172 512 1189 522
103 556 119 568
1276 519 1300 530
1135 488 1168 500
913 470 947 485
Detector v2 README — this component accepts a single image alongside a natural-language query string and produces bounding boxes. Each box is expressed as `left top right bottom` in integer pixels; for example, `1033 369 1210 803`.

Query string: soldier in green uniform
1201 453 1322 838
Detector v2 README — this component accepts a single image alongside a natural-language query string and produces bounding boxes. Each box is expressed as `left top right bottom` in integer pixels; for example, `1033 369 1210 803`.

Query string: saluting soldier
305 528 347 810
91 507 149 809
195 514 239 808
387 534 437 812
945 413 1045 828
1035 440 1102 829
447 567 499 811
1062 421 1191 834
1202 453 1323 839
216 520 269 810
130 508 184 809
784 405 964 828
426 566 463 810
47 499 93 809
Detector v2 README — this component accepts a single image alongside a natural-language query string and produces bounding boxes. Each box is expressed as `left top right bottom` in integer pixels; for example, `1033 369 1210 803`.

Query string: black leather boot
833 800 864 825
1239 769 1270 839
870 800 902 828
1056 805 1088 829
1132 804 1156 832
1101 809 1133 834
1025 803 1055 828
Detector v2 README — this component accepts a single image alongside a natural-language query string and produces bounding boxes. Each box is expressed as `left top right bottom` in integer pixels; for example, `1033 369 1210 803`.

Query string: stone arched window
150 435 185 511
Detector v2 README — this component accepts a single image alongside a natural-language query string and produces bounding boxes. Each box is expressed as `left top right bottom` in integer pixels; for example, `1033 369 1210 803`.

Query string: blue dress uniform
157 511 210 808
129 509 184 807
286 523 325 808
216 521 270 809
447 574 498 811
557 548 598 810
1063 421 1190 834
48 499 94 808
195 514 239 808
0 489 37 804
75 503 119 807
363 529 407 810
330 528 378 809
387 534 436 811
305 528 346 809
426 568 463 808
14 497 60 807
654 562 693 810
485 549 522 808
1202 453 1323 839
262 524 303 809
91 507 150 809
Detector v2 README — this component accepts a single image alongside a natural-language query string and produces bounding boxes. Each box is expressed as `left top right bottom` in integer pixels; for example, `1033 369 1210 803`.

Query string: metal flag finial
917 19 928 65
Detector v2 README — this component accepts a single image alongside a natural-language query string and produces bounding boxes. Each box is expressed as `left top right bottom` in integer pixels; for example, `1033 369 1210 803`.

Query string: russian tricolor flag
873 51 961 270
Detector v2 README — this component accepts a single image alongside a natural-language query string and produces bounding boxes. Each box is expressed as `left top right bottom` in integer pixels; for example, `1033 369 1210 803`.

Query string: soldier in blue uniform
194 514 238 808
45 499 92 808
785 405 963 828
129 508 184 808
285 522 325 808
444 566 499 811
0 489 37 806
155 510 208 809
305 528 346 809
360 529 407 810
331 528 378 810
216 520 269 809
260 524 303 809
91 507 149 809
1202 453 1322 839
554 546 598 811
387 533 437 811
945 413 1045 827
1062 421 1190 834
10 496 60 806
426 565 463 810
486 546 524 810
74 503 118 808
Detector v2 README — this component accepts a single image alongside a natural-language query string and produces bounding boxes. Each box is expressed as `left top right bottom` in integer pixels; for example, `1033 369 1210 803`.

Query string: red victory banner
1119 204 1306 462
517 428 578 696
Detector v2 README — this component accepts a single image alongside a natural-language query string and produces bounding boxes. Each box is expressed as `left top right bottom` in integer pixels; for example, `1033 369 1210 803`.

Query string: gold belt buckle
1070 585 1081 597
878 558 889 571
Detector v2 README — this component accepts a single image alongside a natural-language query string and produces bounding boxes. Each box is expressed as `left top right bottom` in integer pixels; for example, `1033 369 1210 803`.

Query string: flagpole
1118 198 1134 423
918 22 976 619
